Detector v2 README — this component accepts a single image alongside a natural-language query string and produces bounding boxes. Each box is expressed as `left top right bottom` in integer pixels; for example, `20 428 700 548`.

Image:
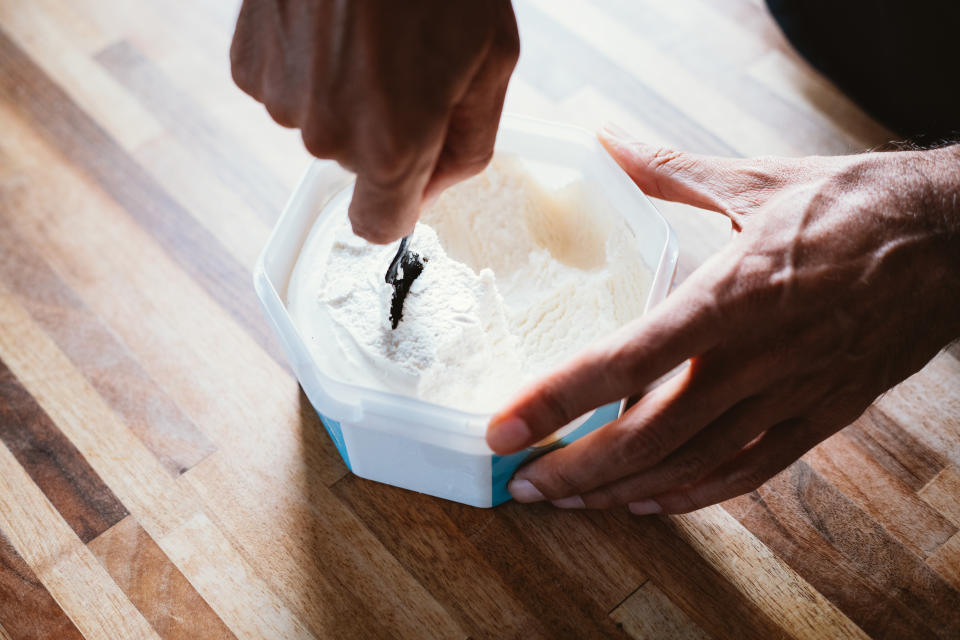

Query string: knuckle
459 145 495 175
540 463 583 499
229 41 258 96
659 490 700 514
264 99 297 129
229 59 253 95
534 378 578 430
363 149 425 195
726 465 771 495
609 481 647 506
604 341 641 384
582 489 617 510
670 454 708 486
439 143 494 181
499 31 521 66
649 147 693 174
618 427 668 469
301 124 337 158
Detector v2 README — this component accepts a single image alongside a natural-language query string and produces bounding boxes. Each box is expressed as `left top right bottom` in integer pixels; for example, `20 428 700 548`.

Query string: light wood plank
0 0 164 150
0 529 84 640
611 581 710 640
877 354 960 469
0 286 323 640
526 0 803 156
89 515 237 640
747 49 893 150
920 466 960 528
0 442 160 640
132 135 271 269
0 282 199 539
671 506 868 639
0 358 129 543
927 532 960 592
159 512 313 640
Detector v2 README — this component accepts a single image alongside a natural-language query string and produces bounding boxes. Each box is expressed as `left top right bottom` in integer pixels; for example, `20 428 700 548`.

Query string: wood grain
88 516 236 640
920 467 960 528
0 439 159 639
0 530 84 640
0 359 128 543
0 219 215 476
804 433 957 557
94 40 288 225
726 460 960 640
0 27 286 369
1 0 958 637
610 581 710 640
926 532 960 592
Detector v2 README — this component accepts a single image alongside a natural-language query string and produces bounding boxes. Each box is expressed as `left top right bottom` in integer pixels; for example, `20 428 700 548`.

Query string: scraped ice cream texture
287 155 652 413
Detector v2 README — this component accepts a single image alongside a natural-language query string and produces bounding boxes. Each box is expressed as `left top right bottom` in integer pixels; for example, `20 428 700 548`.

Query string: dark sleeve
766 0 960 143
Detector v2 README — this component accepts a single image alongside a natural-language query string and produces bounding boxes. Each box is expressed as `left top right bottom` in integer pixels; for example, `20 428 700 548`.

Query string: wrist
856 146 960 336
911 145 960 335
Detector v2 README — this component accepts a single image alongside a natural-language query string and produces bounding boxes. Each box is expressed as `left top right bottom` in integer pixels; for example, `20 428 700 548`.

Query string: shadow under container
254 115 678 507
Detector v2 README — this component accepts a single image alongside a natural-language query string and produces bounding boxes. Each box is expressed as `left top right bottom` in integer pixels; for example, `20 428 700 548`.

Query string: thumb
598 125 778 219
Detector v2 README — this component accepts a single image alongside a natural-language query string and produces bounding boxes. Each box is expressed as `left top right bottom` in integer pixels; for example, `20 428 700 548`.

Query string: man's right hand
231 0 520 243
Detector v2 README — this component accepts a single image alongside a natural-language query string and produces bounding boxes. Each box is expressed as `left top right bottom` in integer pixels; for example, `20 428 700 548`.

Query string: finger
507 359 757 502
422 5 520 201
486 253 726 455
598 126 792 225
628 417 823 515
574 392 789 509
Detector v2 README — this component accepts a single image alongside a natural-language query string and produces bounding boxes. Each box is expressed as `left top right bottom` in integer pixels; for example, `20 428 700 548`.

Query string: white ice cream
287 155 652 414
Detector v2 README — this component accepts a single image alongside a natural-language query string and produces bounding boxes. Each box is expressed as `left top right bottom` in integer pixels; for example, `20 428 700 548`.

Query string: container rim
254 113 679 436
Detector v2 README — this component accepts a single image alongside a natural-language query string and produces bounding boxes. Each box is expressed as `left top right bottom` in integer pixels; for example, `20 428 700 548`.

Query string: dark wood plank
589 509 791 640
466 503 632 640
0 360 127 543
0 27 286 370
331 476 553 640
725 460 960 640
804 432 956 558
494 502 646 613
841 405 947 491
0 529 84 640
94 40 288 226
0 219 215 476
88 516 236 640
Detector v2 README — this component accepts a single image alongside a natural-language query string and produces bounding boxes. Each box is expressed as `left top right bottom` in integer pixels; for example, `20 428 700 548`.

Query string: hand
486 128 960 515
230 0 519 243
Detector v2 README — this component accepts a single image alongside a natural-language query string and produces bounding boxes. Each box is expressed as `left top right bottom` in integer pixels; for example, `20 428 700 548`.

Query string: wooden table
1 0 958 638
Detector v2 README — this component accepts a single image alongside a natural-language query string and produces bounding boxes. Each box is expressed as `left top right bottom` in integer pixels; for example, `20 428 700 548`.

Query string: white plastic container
254 115 678 507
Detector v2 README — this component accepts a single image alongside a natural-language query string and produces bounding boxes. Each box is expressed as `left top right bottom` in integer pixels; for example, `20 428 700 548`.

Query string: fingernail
509 479 546 503
487 416 531 453
551 495 586 509
599 121 633 141
628 498 662 516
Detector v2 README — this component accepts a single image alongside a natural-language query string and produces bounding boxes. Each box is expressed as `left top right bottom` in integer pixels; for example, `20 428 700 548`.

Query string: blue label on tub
318 414 352 471
490 401 622 506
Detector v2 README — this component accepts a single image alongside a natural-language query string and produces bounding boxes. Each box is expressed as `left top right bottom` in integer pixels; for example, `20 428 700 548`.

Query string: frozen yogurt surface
287 154 652 414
